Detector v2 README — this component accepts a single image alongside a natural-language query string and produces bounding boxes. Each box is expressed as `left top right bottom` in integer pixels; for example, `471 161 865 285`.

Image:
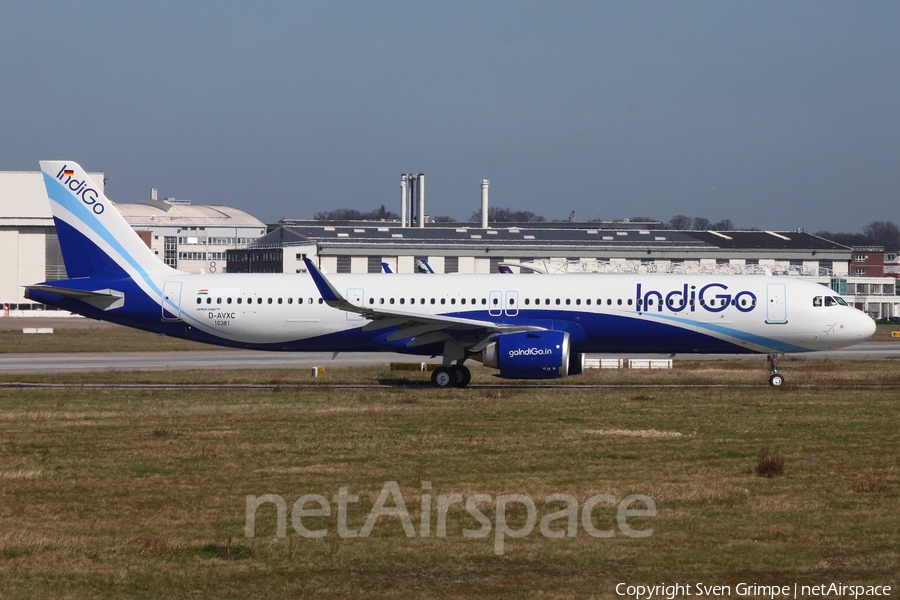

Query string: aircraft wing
303 258 544 346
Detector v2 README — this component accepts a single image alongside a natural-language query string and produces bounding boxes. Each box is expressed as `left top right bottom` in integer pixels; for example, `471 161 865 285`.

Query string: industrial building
0 171 265 312
0 170 101 312
231 222 849 274
227 222 899 318
227 173 898 319
115 191 265 274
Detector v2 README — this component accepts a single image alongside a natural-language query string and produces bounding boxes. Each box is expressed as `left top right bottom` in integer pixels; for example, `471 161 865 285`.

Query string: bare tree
667 215 693 230
814 230 868 247
712 219 734 231
469 207 546 223
862 221 900 251
691 217 712 230
313 205 399 221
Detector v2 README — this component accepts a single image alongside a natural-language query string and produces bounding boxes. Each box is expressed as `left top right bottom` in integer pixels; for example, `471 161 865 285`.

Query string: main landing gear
767 353 785 387
430 340 472 388
431 363 472 388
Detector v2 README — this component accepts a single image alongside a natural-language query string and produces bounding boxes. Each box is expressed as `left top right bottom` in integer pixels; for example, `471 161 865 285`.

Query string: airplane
26 161 876 388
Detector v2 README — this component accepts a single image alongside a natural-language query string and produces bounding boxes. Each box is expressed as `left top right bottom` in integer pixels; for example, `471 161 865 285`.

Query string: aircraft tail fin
39 161 177 281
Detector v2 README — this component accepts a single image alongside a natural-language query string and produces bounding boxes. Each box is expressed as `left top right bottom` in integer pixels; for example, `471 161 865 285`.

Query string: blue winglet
303 257 342 303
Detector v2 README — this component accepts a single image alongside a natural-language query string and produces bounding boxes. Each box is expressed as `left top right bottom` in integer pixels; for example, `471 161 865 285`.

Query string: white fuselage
160 272 874 354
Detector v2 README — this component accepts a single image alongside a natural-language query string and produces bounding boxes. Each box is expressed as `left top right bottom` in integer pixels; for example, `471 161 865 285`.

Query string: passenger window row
194 294 756 309
196 296 324 305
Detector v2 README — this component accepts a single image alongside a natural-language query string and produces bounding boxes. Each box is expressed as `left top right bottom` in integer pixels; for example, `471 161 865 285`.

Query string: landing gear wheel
766 353 785 388
432 367 454 388
453 365 472 388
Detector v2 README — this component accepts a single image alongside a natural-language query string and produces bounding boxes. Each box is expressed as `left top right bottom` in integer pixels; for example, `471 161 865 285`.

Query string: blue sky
2 1 898 231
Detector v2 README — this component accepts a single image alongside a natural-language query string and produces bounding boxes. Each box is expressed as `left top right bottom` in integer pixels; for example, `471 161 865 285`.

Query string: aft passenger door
162 281 182 321
489 291 503 317
346 288 365 321
766 283 787 324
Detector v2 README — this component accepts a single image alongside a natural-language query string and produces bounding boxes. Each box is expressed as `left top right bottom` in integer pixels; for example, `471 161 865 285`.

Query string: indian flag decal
198 289 208 295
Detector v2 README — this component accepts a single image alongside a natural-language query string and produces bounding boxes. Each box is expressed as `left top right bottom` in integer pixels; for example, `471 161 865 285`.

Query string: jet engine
481 330 572 379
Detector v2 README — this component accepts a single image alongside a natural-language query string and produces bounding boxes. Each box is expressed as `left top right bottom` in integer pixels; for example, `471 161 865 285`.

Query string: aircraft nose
855 310 876 340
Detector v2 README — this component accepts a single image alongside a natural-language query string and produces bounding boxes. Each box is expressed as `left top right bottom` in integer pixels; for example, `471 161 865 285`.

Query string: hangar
229 221 850 275
0 171 265 312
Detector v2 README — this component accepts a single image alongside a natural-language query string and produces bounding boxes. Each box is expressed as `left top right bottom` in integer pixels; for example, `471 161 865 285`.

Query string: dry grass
873 323 900 342
755 448 786 478
0 364 898 598
0 326 219 353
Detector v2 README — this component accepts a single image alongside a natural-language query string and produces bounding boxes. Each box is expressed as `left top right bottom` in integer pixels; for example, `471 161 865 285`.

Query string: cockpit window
813 296 822 307
824 297 836 306
833 296 848 306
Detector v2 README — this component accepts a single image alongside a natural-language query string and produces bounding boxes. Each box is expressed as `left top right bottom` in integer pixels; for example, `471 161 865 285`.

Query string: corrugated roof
256 224 852 251
256 225 708 248
685 230 849 250
117 202 264 228
2 171 263 229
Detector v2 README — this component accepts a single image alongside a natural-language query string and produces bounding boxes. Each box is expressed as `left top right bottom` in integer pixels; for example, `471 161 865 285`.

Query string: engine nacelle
482 331 571 379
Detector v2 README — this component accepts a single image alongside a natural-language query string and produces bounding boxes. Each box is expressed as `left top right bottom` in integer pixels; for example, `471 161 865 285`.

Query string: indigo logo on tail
56 164 104 215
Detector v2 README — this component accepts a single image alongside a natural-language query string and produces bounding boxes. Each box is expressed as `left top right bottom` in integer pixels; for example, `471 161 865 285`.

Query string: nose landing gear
767 353 785 386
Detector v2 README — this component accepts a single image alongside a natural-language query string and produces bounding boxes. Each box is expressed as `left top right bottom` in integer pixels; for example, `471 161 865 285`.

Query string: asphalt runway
2 316 898 374
0 343 897 375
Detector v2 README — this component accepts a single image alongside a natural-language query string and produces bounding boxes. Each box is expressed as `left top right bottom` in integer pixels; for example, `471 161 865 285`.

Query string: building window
444 256 459 274
368 256 382 273
164 236 177 268
855 268 866 276
44 229 67 281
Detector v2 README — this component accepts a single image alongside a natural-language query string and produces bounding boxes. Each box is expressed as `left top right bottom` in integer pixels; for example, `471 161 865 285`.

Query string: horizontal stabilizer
26 284 125 311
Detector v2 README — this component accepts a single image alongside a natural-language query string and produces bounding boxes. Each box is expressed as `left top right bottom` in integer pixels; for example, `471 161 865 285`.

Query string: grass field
1 363 898 599
0 326 218 354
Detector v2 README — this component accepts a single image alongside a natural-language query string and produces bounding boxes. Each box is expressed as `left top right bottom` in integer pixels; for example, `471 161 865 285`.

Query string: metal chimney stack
151 188 158 201
417 174 425 228
400 173 426 228
400 175 408 228
480 179 490 228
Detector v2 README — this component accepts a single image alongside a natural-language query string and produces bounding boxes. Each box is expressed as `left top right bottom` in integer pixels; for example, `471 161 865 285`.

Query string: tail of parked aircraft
39 160 178 282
